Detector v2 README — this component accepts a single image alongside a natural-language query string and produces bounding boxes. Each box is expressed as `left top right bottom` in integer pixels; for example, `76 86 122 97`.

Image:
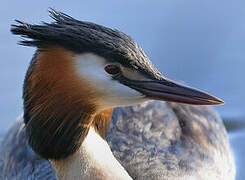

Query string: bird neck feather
51 127 132 180
23 46 111 159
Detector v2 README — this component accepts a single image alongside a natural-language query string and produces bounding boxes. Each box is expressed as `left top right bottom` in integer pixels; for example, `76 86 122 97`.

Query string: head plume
11 8 163 80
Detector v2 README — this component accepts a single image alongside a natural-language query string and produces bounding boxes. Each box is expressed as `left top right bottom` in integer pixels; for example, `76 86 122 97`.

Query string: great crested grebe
0 9 235 180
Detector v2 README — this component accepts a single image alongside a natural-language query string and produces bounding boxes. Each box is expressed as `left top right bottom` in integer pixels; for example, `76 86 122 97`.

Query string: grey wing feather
108 102 235 179
0 101 235 179
0 119 56 180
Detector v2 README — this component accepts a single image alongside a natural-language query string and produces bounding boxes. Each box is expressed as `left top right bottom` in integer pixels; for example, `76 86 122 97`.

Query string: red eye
104 65 120 75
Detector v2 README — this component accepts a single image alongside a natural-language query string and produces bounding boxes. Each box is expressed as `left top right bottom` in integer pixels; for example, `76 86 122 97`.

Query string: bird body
0 102 235 179
0 9 235 179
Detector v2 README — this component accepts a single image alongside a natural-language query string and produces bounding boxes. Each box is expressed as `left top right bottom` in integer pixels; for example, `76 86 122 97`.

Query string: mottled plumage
0 101 235 179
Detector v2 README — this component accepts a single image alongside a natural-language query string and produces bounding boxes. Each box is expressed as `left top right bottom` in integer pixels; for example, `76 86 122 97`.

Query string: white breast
51 127 132 180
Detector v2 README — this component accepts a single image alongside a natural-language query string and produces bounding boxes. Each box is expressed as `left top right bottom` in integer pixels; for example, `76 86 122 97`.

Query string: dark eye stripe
104 65 120 75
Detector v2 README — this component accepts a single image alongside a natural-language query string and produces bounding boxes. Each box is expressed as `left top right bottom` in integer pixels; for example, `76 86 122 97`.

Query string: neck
24 47 98 159
50 127 132 180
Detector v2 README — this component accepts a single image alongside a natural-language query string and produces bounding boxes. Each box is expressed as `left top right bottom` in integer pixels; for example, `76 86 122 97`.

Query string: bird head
12 9 223 111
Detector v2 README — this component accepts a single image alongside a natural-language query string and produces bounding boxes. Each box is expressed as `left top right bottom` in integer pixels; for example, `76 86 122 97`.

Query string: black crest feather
11 8 163 80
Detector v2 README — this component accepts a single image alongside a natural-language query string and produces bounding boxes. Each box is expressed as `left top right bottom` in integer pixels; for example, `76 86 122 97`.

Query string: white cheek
100 80 146 109
74 53 146 109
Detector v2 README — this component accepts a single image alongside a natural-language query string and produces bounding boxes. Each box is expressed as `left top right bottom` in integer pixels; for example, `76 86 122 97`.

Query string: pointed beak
121 78 224 105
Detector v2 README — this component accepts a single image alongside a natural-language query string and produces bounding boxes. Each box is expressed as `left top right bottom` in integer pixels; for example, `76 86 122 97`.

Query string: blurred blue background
0 1 244 179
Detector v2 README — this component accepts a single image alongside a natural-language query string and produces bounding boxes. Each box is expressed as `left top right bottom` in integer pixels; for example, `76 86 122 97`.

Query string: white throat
50 127 132 180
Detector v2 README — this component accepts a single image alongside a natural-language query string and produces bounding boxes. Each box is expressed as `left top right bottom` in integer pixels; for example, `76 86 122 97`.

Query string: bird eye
104 65 120 75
